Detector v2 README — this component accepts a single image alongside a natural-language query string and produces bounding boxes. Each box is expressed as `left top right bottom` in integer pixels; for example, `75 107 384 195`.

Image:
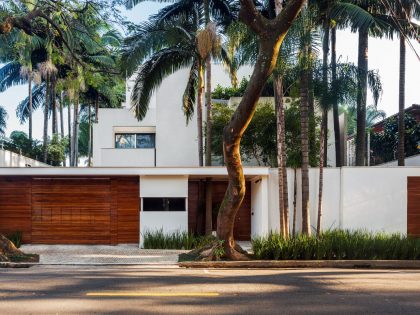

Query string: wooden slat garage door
408 177 420 238
31 178 113 244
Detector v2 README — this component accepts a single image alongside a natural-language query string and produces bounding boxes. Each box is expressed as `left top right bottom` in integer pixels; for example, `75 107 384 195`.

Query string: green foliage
253 230 420 260
0 105 7 135
47 134 68 166
142 229 217 250
211 101 320 167
211 77 275 100
370 113 420 165
6 231 22 248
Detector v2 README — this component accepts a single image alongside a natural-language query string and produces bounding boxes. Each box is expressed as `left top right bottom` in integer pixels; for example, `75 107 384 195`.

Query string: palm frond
16 83 46 124
0 105 7 135
182 60 199 121
0 62 25 92
131 47 194 120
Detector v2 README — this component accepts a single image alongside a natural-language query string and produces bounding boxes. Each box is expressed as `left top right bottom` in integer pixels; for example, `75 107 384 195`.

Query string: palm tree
0 105 7 136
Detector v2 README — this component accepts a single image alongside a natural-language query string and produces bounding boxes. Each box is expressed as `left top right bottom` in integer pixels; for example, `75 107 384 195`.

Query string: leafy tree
0 105 7 136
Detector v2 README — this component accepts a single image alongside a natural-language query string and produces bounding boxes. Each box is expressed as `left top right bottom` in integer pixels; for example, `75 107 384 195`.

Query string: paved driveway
1 266 420 314
20 245 187 265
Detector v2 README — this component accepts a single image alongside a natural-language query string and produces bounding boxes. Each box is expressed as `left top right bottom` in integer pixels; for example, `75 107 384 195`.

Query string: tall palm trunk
60 91 65 166
43 76 50 163
322 23 329 167
292 168 297 236
331 26 341 166
28 69 33 141
300 65 311 236
356 28 368 166
317 111 326 236
274 74 289 237
68 98 72 166
397 36 405 166
72 95 79 167
88 102 92 167
51 79 58 135
197 62 204 167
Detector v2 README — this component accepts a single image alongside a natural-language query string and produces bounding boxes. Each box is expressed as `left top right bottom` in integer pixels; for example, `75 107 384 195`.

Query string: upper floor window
115 133 155 149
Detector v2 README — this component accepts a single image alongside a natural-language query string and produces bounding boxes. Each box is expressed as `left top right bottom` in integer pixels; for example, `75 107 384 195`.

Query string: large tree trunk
331 26 341 167
274 75 289 237
43 76 50 163
397 36 405 166
300 65 311 235
197 62 204 167
317 110 326 236
356 28 368 166
217 0 305 260
28 70 33 141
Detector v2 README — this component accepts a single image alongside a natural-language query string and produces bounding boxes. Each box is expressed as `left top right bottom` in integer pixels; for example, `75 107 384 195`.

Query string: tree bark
321 23 329 167
292 168 297 236
356 28 368 166
51 79 58 135
43 76 50 163
60 91 65 166
217 0 305 259
68 98 72 166
88 102 92 167
28 70 33 141
300 64 311 235
274 75 289 237
197 62 204 167
398 35 405 166
331 26 341 167
317 110 326 237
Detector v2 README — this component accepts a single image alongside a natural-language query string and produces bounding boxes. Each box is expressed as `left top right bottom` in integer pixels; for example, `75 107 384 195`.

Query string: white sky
0 2 419 140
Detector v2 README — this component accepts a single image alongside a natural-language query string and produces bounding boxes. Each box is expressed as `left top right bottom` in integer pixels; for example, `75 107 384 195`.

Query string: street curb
0 262 37 268
178 260 420 269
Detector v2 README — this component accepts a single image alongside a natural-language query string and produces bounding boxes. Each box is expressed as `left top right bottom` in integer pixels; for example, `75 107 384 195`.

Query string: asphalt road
1 265 420 314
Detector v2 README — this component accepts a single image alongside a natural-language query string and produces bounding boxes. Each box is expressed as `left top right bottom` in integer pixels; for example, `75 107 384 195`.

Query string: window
115 134 135 148
115 133 155 149
142 198 186 211
136 133 155 148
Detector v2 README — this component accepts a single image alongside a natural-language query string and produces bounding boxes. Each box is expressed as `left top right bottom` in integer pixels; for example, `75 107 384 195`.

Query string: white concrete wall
100 149 155 167
155 69 199 167
0 149 50 167
266 167 420 237
92 106 156 166
251 176 269 238
139 175 189 246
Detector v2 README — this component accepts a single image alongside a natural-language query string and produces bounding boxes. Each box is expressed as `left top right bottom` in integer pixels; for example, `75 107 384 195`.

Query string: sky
0 2 419 140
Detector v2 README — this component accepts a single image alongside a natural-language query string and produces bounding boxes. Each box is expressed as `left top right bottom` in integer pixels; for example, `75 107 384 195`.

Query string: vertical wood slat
408 177 420 238
188 180 252 240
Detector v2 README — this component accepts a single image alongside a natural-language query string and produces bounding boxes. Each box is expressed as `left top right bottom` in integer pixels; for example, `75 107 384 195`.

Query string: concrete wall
267 167 420 236
0 149 50 167
139 175 189 246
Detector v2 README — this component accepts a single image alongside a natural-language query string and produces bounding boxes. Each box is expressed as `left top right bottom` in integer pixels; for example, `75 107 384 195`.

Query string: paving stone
20 245 188 265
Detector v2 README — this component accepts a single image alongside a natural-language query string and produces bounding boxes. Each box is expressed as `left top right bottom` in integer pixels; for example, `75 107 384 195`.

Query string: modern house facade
0 67 419 246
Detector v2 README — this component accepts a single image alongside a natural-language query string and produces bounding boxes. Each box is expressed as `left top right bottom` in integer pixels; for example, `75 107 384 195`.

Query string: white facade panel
100 149 155 167
140 175 188 197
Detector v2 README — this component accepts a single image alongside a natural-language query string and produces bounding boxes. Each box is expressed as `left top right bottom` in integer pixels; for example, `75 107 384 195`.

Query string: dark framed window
136 133 155 148
115 134 135 148
115 133 155 149
142 198 186 211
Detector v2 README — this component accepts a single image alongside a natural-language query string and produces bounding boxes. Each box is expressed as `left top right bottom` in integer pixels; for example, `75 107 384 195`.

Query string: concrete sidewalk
20 245 187 265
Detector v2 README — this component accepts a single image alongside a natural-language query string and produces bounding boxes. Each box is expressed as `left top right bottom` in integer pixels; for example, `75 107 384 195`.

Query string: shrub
252 230 420 260
142 229 216 250
6 231 22 248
